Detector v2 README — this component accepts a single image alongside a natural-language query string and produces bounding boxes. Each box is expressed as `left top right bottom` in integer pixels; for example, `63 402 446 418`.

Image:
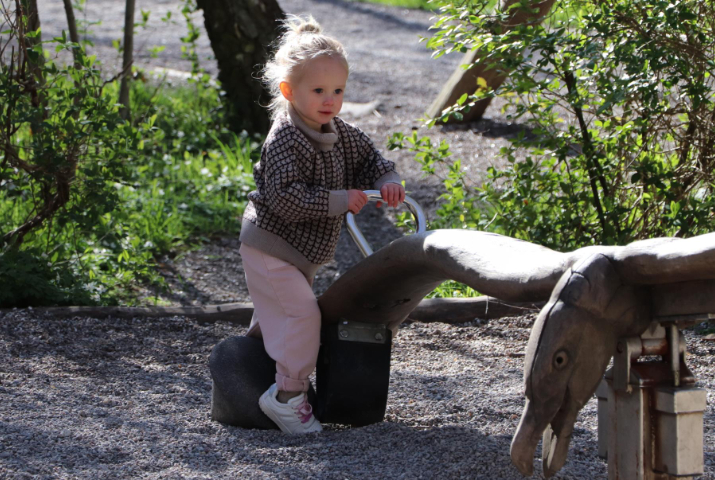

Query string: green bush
389 0 715 297
0 9 258 307
396 0 715 252
0 79 257 307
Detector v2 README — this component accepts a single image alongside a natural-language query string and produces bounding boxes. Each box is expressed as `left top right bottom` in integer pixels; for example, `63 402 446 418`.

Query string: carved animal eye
553 350 569 369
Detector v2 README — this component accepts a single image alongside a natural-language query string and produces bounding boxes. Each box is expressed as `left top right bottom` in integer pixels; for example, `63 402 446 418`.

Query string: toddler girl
239 15 405 434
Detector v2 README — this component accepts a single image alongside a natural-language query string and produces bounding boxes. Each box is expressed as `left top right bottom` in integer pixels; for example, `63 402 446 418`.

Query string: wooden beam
2 303 256 324
0 297 541 325
407 297 542 323
651 279 715 318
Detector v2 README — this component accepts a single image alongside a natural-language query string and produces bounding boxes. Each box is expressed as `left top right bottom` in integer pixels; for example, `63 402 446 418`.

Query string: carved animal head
510 254 651 477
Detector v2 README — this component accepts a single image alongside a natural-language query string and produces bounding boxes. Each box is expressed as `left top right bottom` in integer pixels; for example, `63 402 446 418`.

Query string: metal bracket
613 320 692 393
337 319 388 344
346 190 427 257
614 336 643 393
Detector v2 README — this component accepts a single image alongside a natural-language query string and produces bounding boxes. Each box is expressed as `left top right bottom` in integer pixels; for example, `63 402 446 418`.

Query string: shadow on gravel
152 266 215 306
441 117 584 156
442 118 540 142
0 421 134 467
0 316 217 397
218 421 523 478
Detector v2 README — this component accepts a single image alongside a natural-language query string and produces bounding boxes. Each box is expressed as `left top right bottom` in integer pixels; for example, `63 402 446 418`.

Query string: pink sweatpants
239 243 321 392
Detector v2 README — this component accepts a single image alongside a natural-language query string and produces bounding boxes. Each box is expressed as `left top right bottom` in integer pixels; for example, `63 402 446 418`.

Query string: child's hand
347 189 368 214
377 183 405 208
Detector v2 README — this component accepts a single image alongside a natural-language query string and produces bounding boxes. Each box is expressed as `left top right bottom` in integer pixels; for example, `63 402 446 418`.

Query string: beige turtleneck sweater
240 106 401 279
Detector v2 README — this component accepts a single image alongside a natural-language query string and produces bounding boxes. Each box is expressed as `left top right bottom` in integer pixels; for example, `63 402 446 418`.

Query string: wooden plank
651 279 715 317
2 303 256 324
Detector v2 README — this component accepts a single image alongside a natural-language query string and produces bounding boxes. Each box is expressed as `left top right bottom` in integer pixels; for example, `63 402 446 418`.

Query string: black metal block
315 320 392 427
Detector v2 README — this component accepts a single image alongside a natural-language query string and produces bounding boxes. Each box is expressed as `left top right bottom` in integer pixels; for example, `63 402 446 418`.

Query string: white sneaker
259 383 323 434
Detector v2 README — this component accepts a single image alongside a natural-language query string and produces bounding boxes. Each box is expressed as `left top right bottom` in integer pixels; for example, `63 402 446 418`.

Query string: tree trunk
196 0 283 136
118 0 136 120
427 0 556 123
62 0 81 65
19 0 44 84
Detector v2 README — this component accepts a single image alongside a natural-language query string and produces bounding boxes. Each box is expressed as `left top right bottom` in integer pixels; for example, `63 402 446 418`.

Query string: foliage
0 4 258 307
0 81 257 307
395 0 715 253
179 0 205 77
389 0 715 298
389 132 483 231
0 247 95 306
426 280 481 298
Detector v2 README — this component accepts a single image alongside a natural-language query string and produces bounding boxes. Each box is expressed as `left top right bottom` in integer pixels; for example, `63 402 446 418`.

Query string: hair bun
284 15 323 35
297 22 322 34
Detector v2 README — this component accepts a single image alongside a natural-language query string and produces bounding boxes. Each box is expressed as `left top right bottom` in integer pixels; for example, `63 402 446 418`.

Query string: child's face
281 56 348 132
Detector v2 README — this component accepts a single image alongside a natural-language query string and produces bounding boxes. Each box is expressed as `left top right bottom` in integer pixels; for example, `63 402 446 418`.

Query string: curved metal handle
346 190 427 257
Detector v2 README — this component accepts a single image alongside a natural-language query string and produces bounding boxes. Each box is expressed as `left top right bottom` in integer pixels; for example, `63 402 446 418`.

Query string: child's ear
279 82 293 101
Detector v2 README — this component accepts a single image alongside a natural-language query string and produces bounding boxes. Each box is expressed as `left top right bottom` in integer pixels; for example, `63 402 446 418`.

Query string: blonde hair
262 15 349 118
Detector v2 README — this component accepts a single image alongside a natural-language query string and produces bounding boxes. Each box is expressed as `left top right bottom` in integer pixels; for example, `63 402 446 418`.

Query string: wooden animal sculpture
510 233 715 477
317 230 715 475
213 229 587 428
509 253 652 477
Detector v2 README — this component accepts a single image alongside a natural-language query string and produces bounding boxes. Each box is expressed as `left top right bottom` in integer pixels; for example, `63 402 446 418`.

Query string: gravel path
7 2 714 479
1 310 713 479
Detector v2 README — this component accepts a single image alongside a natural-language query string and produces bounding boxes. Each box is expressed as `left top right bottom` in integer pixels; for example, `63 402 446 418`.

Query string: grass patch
427 280 481 299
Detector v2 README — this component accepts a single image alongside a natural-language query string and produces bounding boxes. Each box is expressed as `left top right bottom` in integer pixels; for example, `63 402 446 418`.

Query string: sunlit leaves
416 0 715 250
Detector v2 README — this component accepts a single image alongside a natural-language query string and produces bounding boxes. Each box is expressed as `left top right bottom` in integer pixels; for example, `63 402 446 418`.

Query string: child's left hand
377 183 405 208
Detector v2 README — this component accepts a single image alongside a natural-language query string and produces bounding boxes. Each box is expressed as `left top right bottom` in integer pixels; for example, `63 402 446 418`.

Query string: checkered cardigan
240 109 401 278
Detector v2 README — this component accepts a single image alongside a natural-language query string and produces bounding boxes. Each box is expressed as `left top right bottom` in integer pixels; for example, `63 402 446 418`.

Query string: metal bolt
375 333 384 342
339 330 349 339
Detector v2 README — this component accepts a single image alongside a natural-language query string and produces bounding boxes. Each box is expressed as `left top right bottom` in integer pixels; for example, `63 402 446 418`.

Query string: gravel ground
2 309 712 479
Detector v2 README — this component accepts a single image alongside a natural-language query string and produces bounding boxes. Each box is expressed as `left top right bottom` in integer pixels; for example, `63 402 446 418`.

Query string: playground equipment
210 192 713 479
510 242 715 478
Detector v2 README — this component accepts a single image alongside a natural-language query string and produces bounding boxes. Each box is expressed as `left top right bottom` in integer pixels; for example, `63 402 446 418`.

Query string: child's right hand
347 189 368 214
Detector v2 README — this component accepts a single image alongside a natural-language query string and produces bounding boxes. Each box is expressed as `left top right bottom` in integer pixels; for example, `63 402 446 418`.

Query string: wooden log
407 297 541 323
426 0 556 123
0 297 540 325
5 231 715 330
2 303 255 324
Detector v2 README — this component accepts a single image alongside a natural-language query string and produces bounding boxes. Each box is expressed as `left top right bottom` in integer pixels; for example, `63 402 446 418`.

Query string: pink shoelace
294 397 314 424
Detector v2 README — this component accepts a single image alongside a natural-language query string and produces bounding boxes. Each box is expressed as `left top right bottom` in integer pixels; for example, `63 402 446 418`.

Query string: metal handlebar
345 190 427 257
